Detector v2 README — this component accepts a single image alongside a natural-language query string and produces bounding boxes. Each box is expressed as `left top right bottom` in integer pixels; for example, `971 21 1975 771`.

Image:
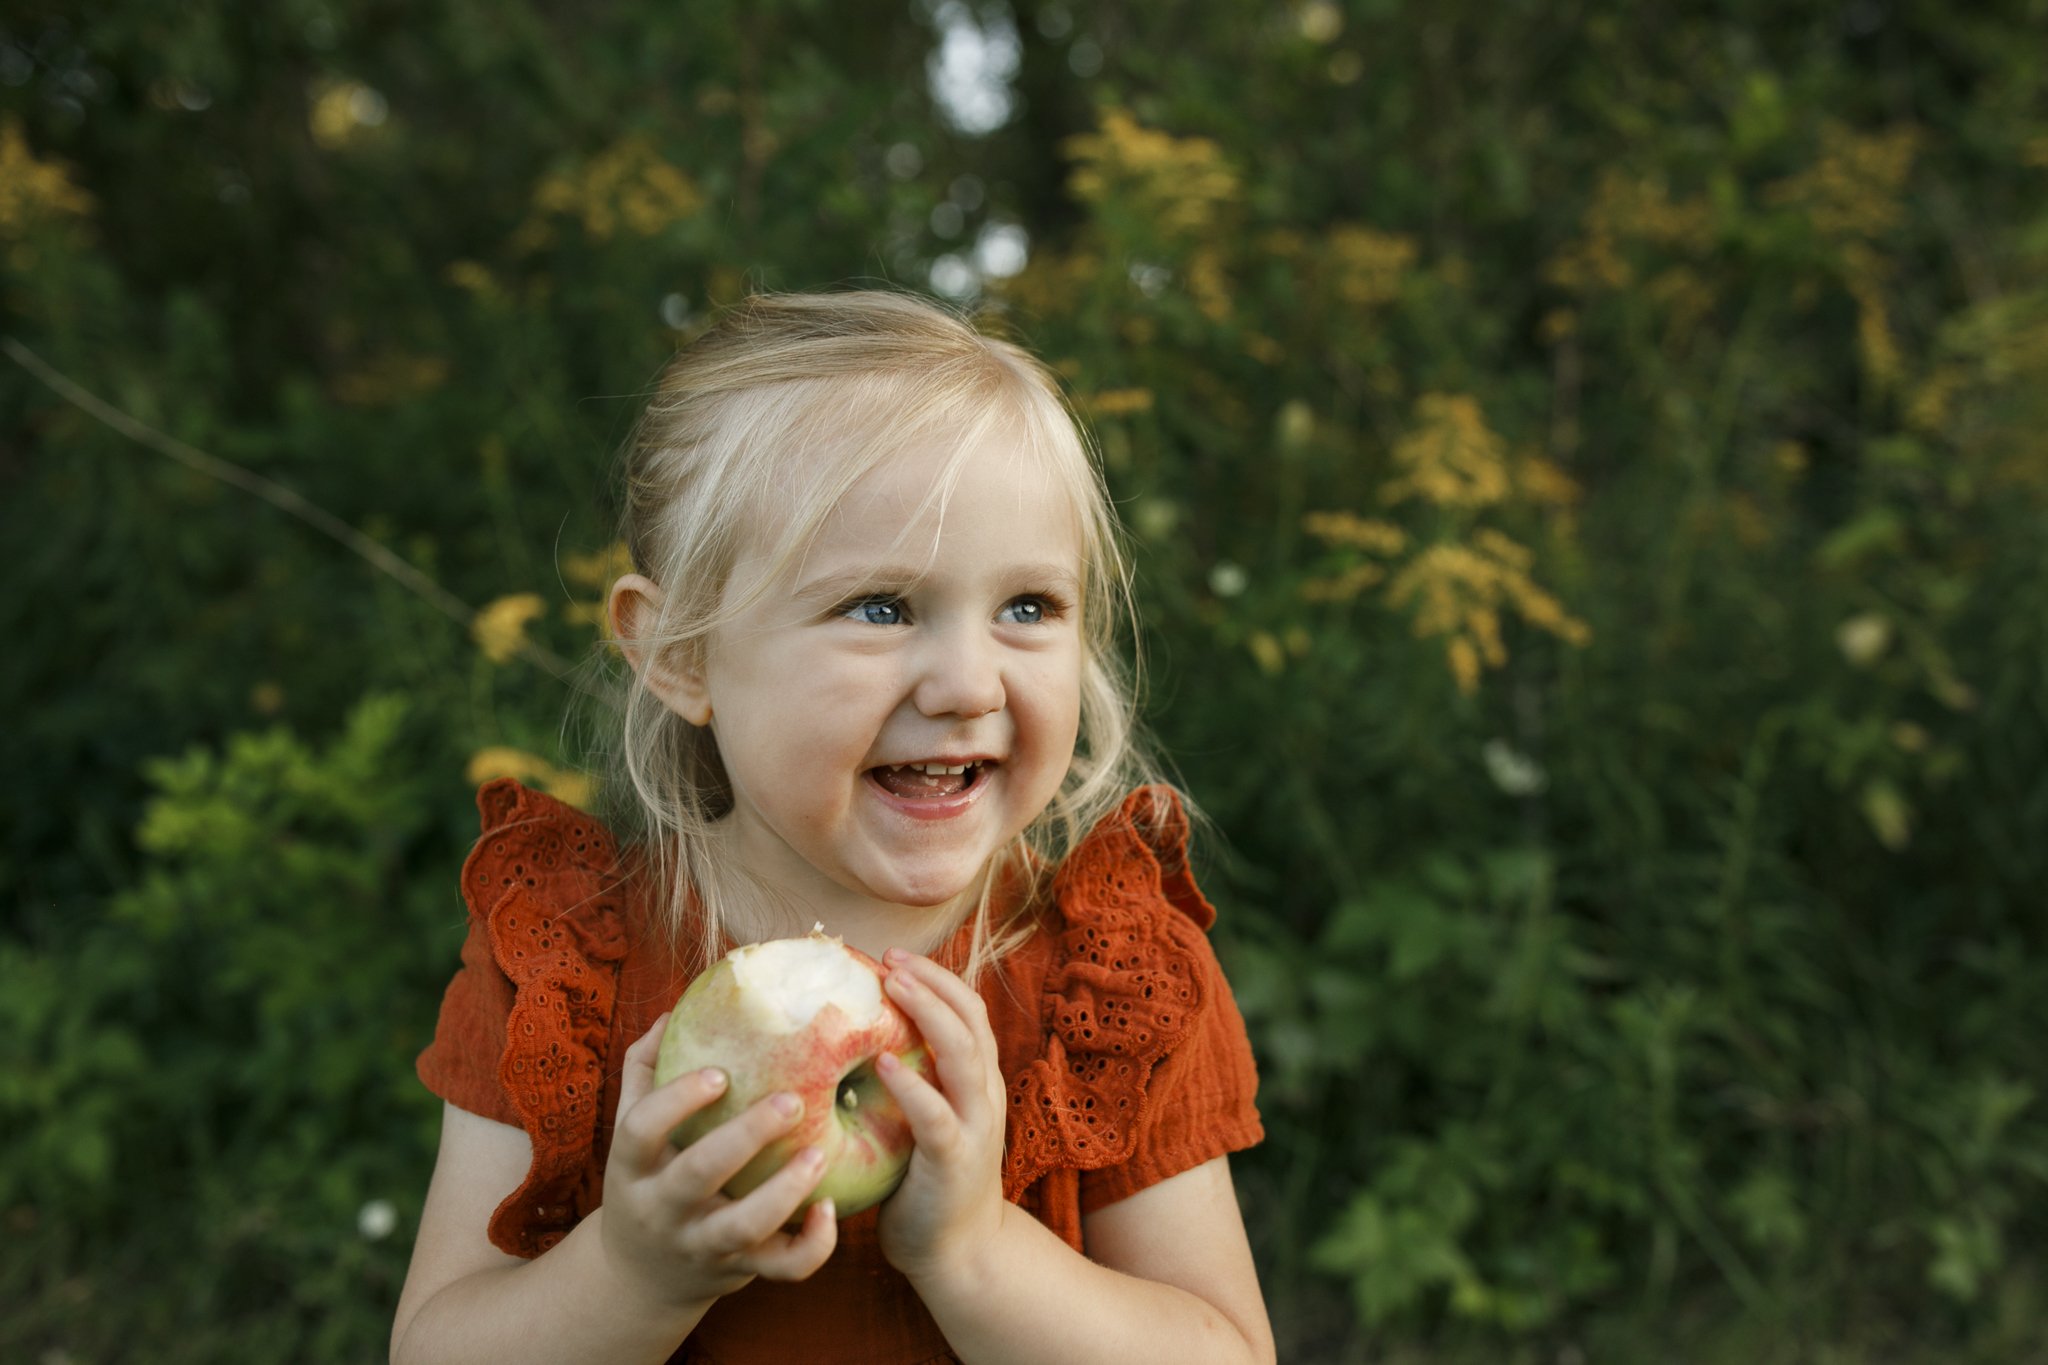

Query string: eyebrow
794 562 1082 603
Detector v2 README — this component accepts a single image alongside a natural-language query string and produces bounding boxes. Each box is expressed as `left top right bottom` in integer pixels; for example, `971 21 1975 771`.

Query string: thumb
615 1010 672 1118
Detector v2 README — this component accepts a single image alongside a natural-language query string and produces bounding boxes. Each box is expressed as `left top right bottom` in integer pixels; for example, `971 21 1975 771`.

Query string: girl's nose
912 627 1005 719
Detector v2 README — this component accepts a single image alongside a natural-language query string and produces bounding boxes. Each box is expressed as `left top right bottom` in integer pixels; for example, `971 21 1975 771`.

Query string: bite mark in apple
654 930 932 1218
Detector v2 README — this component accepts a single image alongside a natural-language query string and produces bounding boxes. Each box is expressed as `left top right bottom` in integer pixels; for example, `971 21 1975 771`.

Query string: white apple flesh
653 930 931 1217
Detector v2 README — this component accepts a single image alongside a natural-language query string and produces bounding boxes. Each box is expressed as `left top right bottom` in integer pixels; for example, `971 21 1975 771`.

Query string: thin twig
3 334 590 689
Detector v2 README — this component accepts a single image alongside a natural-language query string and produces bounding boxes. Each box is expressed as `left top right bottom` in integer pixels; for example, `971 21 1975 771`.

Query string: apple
653 929 931 1217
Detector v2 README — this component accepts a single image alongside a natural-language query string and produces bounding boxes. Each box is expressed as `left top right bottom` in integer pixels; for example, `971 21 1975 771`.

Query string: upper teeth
896 762 970 775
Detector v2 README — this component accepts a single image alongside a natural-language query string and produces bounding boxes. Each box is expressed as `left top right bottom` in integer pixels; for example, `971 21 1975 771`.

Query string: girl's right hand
597 1013 839 1312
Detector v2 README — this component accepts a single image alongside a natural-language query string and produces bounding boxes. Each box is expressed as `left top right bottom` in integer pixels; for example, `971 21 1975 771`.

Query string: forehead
805 429 1086 571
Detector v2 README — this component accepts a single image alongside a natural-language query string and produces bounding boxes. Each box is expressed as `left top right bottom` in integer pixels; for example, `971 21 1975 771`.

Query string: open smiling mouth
866 761 990 800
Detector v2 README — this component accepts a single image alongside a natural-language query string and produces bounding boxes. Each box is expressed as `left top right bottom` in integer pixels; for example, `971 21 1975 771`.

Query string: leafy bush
1 697 457 1361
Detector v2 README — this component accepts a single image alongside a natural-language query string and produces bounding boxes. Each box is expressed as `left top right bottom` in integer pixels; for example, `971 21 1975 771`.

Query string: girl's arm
913 1157 1275 1365
390 1018 839 1365
389 1106 708 1365
874 952 1276 1365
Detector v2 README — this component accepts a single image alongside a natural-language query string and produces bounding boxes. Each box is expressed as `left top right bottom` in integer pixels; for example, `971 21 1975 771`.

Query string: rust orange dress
416 779 1264 1365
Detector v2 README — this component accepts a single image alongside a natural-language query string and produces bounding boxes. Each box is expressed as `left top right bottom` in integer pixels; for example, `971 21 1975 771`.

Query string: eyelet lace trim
1001 786 1214 1201
463 780 630 1256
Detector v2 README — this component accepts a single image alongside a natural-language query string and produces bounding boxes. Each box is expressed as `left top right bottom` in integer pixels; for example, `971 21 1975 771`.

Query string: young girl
393 291 1275 1365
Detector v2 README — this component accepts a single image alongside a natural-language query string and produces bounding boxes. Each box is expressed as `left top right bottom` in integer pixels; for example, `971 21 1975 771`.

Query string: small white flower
1209 561 1248 597
1483 739 1548 796
1128 261 1171 297
1836 612 1892 667
357 1198 398 1241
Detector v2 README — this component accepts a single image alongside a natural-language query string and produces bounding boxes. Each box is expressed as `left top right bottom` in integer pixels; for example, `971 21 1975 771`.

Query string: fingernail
799 1145 824 1170
877 1051 901 1074
772 1092 803 1118
888 971 917 993
819 1197 836 1222
884 947 908 964
699 1068 727 1090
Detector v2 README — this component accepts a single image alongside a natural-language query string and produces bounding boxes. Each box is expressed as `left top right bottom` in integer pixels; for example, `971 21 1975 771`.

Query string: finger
617 1071 735 1178
884 950 994 1038
690 1143 828 1252
882 965 991 1118
617 1068 731 1177
748 1198 840 1282
659 1091 806 1200
614 1011 670 1120
876 1048 963 1156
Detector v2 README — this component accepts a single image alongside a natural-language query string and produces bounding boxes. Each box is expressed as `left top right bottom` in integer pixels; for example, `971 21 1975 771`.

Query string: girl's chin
860 871 982 912
847 855 999 916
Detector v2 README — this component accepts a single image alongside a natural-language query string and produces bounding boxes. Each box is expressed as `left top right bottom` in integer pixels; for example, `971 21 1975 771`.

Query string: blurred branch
2 335 591 691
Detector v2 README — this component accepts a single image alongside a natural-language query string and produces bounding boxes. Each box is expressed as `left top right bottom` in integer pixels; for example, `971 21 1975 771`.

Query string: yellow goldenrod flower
0 118 94 236
1361 531 1592 690
562 541 637 590
1243 333 1286 365
1844 258 1904 389
1890 721 1930 754
992 246 1102 318
1326 226 1416 308
445 260 498 294
1082 388 1156 417
558 542 636 637
1186 247 1233 320
1064 108 1240 240
1447 638 1482 695
1768 123 1920 242
1905 369 1963 435
1304 510 1408 556
1545 169 1713 295
514 137 703 250
1517 455 1582 508
472 593 547 664
1383 393 1512 510
465 748 597 811
1247 631 1286 676
465 746 556 786
1300 561 1387 602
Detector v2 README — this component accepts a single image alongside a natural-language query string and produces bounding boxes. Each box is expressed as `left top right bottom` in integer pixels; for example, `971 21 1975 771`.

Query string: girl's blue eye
845 596 904 626
999 597 1048 625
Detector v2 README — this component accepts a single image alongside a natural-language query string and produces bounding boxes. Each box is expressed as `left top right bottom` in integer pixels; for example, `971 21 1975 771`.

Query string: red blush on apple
653 930 932 1217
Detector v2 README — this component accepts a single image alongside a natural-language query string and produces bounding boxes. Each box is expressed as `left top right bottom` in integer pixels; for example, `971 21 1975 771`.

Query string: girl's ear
608 573 714 726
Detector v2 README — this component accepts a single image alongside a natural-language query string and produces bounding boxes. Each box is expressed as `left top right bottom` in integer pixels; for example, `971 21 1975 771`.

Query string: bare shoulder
1083 1157 1276 1365
391 1104 532 1354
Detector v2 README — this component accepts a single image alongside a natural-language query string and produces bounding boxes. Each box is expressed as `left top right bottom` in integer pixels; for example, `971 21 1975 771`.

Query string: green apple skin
653 939 932 1218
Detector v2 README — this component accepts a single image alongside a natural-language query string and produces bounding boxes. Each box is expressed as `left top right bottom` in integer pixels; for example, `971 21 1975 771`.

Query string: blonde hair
587 289 1172 980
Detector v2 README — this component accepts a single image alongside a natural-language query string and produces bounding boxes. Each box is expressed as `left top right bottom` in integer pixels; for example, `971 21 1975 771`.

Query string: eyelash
838 592 1070 627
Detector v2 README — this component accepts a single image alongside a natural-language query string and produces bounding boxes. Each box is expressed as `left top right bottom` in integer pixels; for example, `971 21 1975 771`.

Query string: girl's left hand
872 948 1009 1285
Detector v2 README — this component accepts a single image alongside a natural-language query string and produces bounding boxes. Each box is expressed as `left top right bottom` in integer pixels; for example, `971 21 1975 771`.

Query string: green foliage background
4 2 2047 1361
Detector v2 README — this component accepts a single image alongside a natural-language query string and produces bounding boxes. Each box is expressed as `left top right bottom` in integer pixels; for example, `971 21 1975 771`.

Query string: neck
712 865 978 966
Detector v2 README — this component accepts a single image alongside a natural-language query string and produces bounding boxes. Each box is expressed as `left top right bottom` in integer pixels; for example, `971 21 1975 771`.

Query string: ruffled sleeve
415 779 632 1257
1001 787 1264 1222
